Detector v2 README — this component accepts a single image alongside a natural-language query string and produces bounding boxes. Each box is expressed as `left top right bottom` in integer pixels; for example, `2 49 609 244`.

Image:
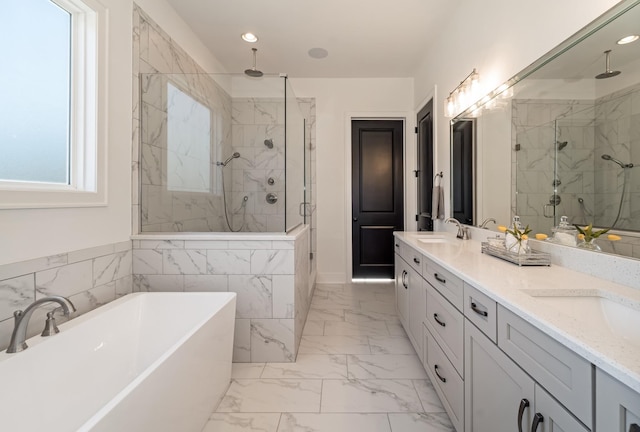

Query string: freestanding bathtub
0 292 236 432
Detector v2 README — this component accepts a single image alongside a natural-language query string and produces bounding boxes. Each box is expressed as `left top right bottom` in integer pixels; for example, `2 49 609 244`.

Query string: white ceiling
164 0 461 78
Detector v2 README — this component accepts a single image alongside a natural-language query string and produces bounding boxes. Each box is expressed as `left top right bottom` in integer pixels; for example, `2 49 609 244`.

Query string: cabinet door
596 368 640 432
408 268 425 359
465 320 535 432
395 255 410 328
532 385 589 432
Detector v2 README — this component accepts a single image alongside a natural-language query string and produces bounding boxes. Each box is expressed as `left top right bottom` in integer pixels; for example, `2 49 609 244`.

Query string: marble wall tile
133 249 163 275
115 275 134 298
250 318 295 362
230 275 273 318
272 275 294 318
163 249 207 275
207 250 251 274
251 250 294 275
68 244 116 264
93 250 132 287
0 254 67 282
0 275 35 320
69 282 116 315
36 261 93 298
133 274 183 292
234 318 251 362
184 275 228 292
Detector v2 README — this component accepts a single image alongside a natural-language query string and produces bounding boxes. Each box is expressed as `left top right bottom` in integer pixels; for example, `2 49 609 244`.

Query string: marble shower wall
0 242 133 351
512 99 595 234
132 226 311 363
134 6 233 233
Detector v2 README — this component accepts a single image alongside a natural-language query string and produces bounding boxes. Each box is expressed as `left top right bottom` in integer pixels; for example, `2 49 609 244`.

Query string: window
0 0 106 208
166 83 212 194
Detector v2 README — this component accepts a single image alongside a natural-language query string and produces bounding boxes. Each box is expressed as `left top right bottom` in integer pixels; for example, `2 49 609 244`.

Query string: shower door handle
543 204 554 218
299 202 310 216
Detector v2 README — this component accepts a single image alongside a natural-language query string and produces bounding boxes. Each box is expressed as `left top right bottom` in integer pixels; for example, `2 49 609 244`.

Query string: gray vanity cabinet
465 320 589 432
394 243 424 360
595 368 640 432
394 253 410 327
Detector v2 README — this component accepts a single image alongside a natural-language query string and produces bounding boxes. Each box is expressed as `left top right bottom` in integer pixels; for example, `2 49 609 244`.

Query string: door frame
345 111 413 282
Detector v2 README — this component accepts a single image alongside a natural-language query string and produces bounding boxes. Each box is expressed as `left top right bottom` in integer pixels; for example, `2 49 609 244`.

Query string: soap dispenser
551 216 578 246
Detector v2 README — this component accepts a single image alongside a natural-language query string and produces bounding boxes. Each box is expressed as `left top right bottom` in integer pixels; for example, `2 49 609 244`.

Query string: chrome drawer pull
517 398 530 432
434 273 446 284
434 364 446 383
471 302 488 317
433 313 446 327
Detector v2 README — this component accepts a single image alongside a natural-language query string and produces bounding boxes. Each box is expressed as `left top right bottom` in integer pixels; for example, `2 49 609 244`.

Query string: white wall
0 0 132 265
290 78 414 283
413 0 620 227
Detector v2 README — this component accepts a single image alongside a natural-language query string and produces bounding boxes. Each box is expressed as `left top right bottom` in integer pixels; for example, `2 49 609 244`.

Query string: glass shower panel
285 78 305 232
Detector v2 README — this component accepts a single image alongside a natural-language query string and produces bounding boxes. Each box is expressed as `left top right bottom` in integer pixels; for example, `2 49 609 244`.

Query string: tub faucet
6 296 76 353
445 217 470 240
479 217 497 229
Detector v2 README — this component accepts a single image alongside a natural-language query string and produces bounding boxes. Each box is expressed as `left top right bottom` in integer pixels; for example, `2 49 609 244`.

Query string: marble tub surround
132 226 312 362
395 230 640 393
0 241 133 351
204 282 454 432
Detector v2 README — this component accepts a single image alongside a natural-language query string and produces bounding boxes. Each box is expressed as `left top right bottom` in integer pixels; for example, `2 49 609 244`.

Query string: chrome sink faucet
445 217 470 240
6 296 76 353
479 217 497 229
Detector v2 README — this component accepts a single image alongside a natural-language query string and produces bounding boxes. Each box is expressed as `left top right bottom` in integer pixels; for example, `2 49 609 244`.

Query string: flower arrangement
506 224 532 242
573 223 609 242
505 224 532 254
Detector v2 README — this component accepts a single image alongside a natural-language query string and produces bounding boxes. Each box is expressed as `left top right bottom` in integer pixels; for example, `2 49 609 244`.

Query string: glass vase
577 238 601 251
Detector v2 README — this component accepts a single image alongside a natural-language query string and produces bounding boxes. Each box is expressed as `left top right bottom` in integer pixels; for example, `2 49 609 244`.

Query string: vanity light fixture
444 68 481 117
241 32 258 43
617 34 639 44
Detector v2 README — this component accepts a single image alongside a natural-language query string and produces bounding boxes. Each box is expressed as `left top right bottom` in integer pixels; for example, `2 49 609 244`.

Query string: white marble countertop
394 231 640 394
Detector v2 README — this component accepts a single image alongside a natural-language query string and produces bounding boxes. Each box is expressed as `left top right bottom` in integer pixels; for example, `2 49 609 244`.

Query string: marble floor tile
359 300 397 314
261 354 348 379
386 322 410 336
347 354 428 379
232 363 266 379
324 320 389 336
413 379 447 413
368 336 416 355
217 379 322 413
298 335 371 354
321 379 424 413
203 413 281 432
344 308 400 323
302 320 325 336
307 307 345 321
388 413 454 432
277 413 391 432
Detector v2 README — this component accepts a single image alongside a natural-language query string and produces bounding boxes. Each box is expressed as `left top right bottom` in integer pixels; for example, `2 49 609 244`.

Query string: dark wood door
417 100 434 231
452 119 474 225
352 120 404 279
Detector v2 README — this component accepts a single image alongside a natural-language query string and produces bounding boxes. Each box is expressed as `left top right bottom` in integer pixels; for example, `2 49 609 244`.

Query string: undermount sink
525 290 640 348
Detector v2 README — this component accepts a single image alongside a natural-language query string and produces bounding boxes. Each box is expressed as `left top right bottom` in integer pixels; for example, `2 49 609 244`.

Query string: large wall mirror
451 0 640 259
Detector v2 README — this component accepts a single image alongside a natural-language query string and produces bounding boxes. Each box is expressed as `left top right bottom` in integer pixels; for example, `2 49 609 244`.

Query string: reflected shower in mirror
450 0 640 259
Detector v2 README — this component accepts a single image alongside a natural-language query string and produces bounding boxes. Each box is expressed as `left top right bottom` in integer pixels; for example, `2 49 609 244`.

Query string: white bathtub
0 292 236 432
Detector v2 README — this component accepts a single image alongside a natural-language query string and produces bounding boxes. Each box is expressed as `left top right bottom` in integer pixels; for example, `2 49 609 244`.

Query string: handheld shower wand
218 152 241 167
601 154 633 168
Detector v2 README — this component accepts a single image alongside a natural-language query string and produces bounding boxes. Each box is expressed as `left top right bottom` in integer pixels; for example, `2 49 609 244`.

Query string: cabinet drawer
423 258 463 311
395 239 423 276
426 332 464 432
535 384 589 432
497 305 592 426
425 285 464 377
463 282 497 343
595 368 640 432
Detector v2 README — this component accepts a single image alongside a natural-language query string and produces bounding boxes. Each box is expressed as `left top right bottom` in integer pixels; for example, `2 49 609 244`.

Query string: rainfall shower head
595 50 621 79
219 152 241 167
601 154 633 168
244 48 264 78
264 138 274 149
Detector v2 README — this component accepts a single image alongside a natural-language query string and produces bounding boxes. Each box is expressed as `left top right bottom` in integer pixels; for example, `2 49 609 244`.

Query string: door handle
401 270 408 289
353 217 358 222
517 398 530 432
434 365 446 383
433 313 446 327
530 413 543 432
471 302 488 317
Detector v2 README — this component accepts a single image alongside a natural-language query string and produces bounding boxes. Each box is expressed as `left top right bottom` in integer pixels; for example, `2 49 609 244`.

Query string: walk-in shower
139 73 309 233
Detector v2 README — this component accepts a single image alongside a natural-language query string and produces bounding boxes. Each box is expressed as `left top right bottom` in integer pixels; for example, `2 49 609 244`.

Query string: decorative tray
481 242 551 266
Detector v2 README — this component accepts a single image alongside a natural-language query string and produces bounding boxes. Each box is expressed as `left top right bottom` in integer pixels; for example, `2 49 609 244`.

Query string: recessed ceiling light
308 47 329 59
617 34 639 45
241 33 258 43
